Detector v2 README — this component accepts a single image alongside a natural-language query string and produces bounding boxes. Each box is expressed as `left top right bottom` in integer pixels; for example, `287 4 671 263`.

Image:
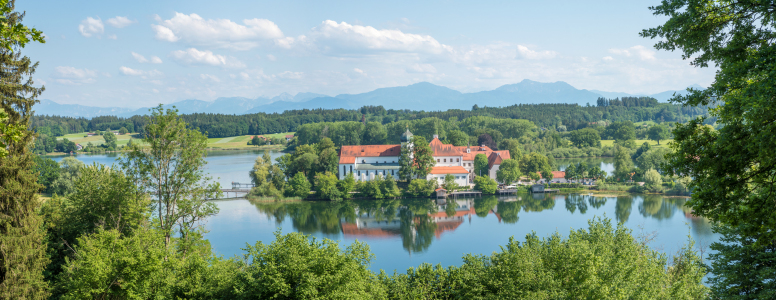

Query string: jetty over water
219 182 253 198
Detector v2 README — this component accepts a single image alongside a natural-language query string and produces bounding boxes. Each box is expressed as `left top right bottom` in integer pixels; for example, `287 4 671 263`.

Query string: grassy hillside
601 139 672 148
58 132 294 150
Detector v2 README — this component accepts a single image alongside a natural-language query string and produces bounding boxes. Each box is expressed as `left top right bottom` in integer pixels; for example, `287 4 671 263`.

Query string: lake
52 150 719 274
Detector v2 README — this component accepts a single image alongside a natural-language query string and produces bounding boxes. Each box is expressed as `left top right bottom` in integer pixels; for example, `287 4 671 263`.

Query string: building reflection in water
249 193 712 255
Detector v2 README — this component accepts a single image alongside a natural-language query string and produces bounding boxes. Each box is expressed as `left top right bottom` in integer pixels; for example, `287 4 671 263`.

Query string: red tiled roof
429 166 469 174
430 138 462 156
285 135 294 138
339 145 401 164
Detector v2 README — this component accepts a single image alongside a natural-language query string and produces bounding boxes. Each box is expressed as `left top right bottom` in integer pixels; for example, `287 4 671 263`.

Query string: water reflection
247 193 713 256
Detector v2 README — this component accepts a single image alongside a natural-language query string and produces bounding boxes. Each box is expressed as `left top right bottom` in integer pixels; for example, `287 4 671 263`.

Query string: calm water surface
53 151 719 273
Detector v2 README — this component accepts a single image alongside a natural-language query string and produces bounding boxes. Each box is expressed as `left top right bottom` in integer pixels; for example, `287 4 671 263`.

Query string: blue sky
19 0 716 107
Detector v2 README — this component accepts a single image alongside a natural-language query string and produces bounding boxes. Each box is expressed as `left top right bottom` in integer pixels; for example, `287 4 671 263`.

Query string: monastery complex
338 129 510 187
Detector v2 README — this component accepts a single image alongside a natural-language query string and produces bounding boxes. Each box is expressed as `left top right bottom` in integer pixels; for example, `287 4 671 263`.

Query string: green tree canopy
474 153 488 177
496 158 521 184
568 127 601 148
119 105 220 249
647 124 669 145
412 136 434 179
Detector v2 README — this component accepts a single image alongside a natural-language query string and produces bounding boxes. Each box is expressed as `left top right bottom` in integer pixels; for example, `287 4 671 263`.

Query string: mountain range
35 80 703 118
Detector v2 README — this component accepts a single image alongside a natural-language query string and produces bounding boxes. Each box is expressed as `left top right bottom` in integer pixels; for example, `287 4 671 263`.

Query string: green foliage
446 129 469 146
235 230 384 299
406 179 436 197
397 142 415 181
613 144 633 181
276 138 338 183
498 138 522 160
118 105 220 249
473 153 488 177
519 152 553 181
337 172 356 199
647 124 669 145
708 222 776 299
644 169 662 192
0 3 49 294
315 172 341 200
380 175 402 198
496 158 520 184
31 155 59 194
412 136 435 179
357 175 384 199
452 217 707 299
568 127 601 148
249 152 272 187
287 172 311 198
55 228 170 299
118 126 128 135
102 131 117 150
473 176 498 194
442 174 460 192
604 121 636 142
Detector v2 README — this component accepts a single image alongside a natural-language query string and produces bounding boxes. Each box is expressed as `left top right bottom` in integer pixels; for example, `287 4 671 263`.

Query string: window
444 159 447 162
457 158 460 162
350 165 352 172
362 160 365 163
437 159 440 162
392 170 395 175
358 171 361 176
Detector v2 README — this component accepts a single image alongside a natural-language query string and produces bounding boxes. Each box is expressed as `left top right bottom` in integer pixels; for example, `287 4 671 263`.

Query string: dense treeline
31 100 711 139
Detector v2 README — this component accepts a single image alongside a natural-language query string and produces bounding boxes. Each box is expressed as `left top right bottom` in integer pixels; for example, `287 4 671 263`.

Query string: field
205 132 294 149
59 132 294 150
600 139 672 148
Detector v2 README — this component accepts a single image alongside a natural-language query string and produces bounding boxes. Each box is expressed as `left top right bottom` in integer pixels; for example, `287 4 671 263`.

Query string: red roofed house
338 129 510 186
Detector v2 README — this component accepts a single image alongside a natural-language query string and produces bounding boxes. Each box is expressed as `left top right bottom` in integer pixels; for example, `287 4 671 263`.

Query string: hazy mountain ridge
35 81 704 118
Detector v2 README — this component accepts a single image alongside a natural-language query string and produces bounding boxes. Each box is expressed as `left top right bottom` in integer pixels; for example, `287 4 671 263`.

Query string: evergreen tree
398 142 414 180
0 1 49 297
411 136 435 179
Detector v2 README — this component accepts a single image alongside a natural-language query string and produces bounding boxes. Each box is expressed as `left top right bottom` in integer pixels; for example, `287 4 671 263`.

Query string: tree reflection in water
246 193 713 255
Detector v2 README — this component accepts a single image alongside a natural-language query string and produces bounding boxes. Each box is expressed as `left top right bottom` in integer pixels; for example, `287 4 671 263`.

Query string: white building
338 129 510 186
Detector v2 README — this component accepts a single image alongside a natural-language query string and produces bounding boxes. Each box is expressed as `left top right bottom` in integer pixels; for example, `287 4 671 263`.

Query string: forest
31 98 713 139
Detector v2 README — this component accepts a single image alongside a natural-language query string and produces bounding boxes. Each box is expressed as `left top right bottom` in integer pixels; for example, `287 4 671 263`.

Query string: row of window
437 158 461 163
437 176 467 180
341 165 395 177
361 160 396 164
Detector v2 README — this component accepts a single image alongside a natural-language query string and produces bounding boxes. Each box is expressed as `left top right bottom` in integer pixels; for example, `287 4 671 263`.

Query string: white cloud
609 45 655 61
54 66 97 79
132 52 163 64
200 74 221 82
78 17 104 38
53 66 99 84
132 52 148 63
119 66 162 77
106 16 135 28
602 56 614 61
266 54 277 61
107 34 117 40
152 89 159 93
354 68 367 76
308 20 452 54
151 24 178 42
515 45 557 60
171 48 245 68
152 13 284 50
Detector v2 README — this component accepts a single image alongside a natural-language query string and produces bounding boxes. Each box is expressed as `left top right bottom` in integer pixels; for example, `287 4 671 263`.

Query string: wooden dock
220 188 250 198
448 191 482 198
